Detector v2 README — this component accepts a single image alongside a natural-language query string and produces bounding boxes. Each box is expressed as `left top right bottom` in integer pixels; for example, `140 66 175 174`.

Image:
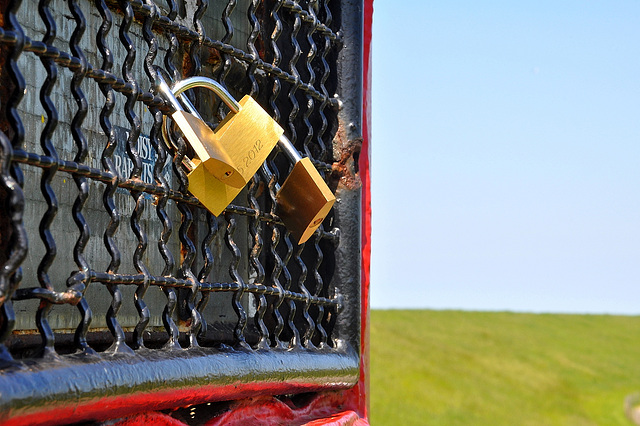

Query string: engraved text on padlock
208 95 284 186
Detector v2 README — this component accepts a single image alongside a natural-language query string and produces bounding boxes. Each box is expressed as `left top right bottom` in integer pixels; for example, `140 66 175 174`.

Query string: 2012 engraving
237 139 264 176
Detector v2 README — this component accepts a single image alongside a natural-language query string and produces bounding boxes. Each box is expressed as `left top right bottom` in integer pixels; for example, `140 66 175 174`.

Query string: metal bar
332 0 364 363
0 345 359 426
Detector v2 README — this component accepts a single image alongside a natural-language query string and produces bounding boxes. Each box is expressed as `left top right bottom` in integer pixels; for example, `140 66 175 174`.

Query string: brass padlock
160 76 282 216
272 136 336 244
161 76 284 189
159 74 334 239
156 74 245 188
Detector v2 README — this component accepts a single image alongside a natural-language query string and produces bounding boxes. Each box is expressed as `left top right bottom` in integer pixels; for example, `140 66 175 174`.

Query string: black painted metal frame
0 0 363 423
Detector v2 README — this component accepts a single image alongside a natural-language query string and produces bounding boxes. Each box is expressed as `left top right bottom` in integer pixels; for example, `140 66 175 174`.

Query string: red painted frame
340 0 374 421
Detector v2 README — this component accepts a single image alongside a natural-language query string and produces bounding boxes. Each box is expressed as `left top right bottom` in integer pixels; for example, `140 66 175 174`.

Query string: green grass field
370 310 640 425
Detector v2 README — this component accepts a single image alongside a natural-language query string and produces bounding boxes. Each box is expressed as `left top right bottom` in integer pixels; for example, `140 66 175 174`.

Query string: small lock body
276 157 336 244
157 73 246 187
170 110 245 188
187 157 244 216
210 95 284 187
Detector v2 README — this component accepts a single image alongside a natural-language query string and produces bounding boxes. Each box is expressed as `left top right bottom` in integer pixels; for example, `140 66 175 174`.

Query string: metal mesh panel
0 0 343 362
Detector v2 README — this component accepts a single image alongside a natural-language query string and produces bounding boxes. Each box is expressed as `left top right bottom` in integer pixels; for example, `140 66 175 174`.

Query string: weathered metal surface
103 392 369 425
338 0 373 418
0 344 358 426
176 392 366 426
331 0 364 364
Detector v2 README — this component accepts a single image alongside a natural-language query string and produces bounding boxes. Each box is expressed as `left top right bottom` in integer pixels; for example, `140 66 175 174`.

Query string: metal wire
0 0 341 363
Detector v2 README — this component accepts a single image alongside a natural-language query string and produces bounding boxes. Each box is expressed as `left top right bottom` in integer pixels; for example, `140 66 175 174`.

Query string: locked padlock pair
156 73 335 244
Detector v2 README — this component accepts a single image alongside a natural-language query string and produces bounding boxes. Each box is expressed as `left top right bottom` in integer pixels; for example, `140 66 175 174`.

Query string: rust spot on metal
330 123 362 191
256 35 267 61
254 0 268 61
62 289 83 305
206 47 222 67
0 0 6 26
254 180 266 199
182 48 195 77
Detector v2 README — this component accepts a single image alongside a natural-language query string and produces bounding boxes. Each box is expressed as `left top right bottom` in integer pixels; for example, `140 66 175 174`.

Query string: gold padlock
160 76 282 216
159 74 335 237
272 135 336 244
167 77 283 189
184 157 244 216
156 74 245 188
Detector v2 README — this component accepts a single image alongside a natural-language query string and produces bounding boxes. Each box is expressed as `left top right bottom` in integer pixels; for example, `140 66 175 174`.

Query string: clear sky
370 1 640 314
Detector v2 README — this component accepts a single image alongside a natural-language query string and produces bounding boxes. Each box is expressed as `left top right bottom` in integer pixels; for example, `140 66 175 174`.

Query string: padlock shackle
160 75 243 158
171 77 241 114
173 80 304 167
171 78 303 167
156 73 184 113
278 134 302 163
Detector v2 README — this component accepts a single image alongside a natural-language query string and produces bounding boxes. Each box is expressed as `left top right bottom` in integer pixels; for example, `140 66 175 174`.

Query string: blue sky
370 1 640 313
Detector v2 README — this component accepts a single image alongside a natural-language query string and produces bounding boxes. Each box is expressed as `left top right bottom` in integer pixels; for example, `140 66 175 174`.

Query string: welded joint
12 286 84 305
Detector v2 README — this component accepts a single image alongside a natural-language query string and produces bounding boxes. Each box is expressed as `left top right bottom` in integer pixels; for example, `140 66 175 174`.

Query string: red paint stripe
360 0 374 418
350 0 374 420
